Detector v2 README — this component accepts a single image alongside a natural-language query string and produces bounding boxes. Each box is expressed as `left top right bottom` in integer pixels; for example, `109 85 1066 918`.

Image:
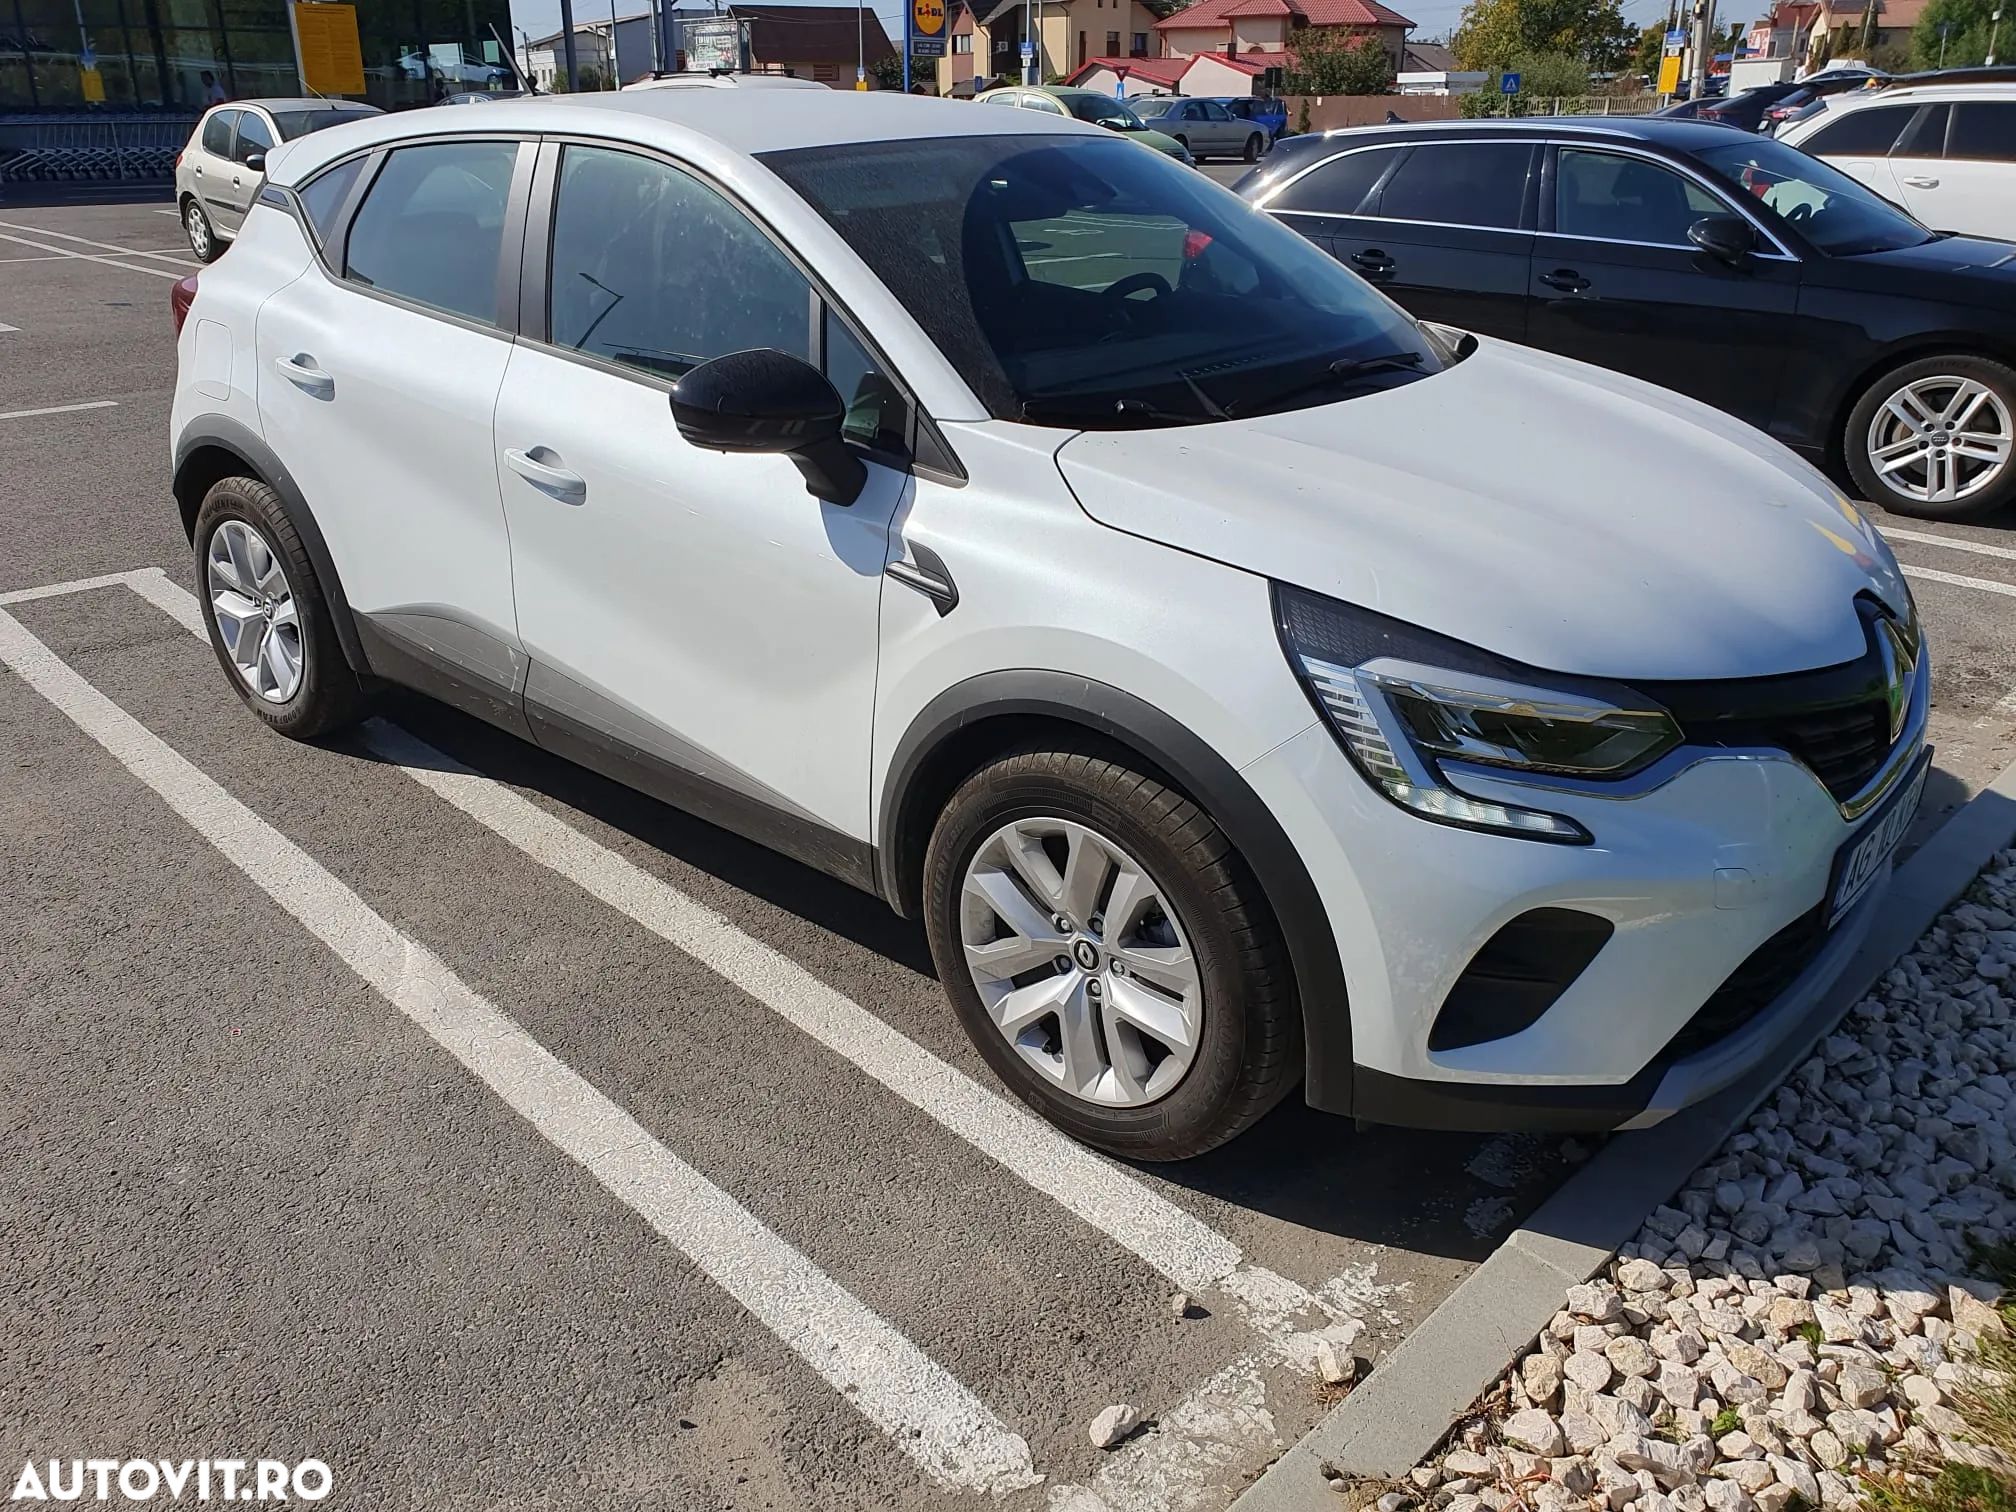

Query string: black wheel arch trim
877 670 1356 1112
172 417 371 677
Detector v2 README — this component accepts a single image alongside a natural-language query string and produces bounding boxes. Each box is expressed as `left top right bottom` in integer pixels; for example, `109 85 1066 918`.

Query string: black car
1236 118 2016 519
1699 81 1809 131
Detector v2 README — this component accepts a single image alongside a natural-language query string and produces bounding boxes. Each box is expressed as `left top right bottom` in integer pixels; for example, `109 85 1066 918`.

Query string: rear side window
1948 101 2016 162
1555 148 1723 245
1894 102 1949 157
273 108 376 140
200 110 236 156
1372 142 1532 229
1801 104 1912 156
298 156 365 240
1268 146 1398 215
343 140 518 325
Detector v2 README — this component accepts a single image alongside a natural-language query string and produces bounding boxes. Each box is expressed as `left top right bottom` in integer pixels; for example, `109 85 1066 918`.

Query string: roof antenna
493 22 541 93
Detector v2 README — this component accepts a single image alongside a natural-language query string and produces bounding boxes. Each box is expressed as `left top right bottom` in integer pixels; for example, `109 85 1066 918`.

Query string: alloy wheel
185 203 211 260
1865 375 2013 506
206 519 303 703
958 816 1202 1108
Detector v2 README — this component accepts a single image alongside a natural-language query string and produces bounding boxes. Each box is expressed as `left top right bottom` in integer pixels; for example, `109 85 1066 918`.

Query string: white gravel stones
1393 849 2016 1511
1088 1403 1140 1449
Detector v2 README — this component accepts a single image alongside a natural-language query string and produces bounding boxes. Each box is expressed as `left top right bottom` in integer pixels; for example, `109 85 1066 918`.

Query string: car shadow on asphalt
342 689 1572 1265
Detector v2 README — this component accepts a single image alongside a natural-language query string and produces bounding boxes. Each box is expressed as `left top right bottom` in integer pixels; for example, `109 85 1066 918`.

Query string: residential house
729 2 897 86
952 0 1166 87
1155 0 1414 74
1754 0 1925 64
1066 52 1190 92
523 23 618 89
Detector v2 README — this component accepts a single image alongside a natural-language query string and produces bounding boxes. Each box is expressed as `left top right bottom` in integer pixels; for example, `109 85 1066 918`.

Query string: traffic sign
1019 39 1034 56
1500 70 1521 94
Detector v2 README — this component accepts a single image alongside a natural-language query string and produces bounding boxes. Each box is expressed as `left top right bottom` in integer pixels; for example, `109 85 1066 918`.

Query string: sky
508 0 1693 69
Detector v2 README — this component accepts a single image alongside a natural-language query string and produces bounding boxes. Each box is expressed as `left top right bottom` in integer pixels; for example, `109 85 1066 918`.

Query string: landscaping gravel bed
1372 849 2016 1512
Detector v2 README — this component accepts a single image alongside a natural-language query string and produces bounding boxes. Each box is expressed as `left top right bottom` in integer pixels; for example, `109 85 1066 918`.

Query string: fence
0 111 194 183
1280 91 1663 133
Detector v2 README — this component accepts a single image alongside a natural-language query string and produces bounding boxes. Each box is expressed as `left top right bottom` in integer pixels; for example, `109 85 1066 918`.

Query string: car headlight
1276 585 1681 843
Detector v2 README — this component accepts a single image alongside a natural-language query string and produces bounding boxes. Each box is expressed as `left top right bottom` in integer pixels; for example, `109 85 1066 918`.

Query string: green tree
870 53 905 89
1283 29 1396 93
1631 20 1666 77
1452 0 1635 72
1910 0 1999 66
1457 48 1590 113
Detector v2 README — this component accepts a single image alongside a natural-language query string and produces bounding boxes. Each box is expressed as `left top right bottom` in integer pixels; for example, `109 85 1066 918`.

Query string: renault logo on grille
1876 616 1918 745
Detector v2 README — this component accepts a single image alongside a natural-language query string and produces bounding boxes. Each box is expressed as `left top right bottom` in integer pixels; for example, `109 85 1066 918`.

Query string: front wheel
1845 354 2016 520
922 743 1300 1160
1242 133 1263 162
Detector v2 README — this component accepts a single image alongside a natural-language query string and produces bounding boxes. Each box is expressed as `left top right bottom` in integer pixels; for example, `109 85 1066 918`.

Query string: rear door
1526 143 1800 430
1882 102 1952 228
1910 98 2016 239
1257 141 1405 265
190 108 238 221
1316 139 1539 341
213 108 273 231
1792 101 1918 205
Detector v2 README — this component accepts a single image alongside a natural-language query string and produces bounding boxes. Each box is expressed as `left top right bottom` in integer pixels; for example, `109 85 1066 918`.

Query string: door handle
504 446 587 504
1902 176 1940 188
1349 248 1396 275
885 543 959 616
272 353 334 399
1539 269 1591 294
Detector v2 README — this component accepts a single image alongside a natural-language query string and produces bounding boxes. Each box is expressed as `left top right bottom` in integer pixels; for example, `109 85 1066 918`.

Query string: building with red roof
1154 0 1414 74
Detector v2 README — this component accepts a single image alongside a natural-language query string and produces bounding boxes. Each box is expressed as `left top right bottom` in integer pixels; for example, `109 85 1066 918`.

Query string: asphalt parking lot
3 193 2014 1511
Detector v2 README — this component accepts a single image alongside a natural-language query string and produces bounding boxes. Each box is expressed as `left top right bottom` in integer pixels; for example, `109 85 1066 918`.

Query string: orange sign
291 3 366 95
913 0 946 37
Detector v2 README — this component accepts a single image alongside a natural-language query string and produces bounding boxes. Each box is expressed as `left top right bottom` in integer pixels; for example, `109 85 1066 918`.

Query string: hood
1832 232 2016 296
1054 339 1909 681
1125 126 1187 156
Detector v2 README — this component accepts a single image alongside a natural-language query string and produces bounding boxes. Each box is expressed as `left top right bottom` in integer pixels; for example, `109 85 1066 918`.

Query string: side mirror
671 348 866 507
1687 213 1756 264
1098 116 1126 130
244 152 266 171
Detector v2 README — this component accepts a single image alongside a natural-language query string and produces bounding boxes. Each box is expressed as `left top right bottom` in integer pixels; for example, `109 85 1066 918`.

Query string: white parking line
1902 564 2016 601
0 599 1039 1496
0 568 153 604
121 569 1342 1337
0 400 120 422
1883 526 2016 565
0 220 199 267
0 230 184 280
0 320 18 331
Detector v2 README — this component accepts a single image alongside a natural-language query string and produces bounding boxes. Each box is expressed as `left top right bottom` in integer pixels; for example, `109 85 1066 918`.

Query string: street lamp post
1990 6 2004 64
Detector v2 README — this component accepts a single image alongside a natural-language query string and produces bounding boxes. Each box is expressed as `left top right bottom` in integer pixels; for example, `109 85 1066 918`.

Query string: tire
1844 353 2016 521
1242 133 1263 162
192 476 367 740
922 742 1300 1160
1174 134 1194 160
182 196 222 264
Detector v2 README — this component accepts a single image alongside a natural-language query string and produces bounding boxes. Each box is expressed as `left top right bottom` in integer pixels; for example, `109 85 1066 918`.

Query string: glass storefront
1 0 512 111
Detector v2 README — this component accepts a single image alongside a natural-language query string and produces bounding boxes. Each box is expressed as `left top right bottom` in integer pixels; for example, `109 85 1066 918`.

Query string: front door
1526 144 1799 431
1898 99 2016 239
494 143 905 852
1316 140 1538 342
255 137 528 690
189 108 238 225
214 108 273 231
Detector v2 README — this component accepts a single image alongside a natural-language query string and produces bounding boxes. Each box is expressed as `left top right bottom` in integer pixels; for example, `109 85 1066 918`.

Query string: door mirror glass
1687 213 1756 262
671 348 867 506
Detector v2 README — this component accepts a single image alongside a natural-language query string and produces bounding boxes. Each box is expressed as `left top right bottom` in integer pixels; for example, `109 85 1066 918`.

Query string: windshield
1693 135 1932 255
762 135 1438 428
1067 95 1146 129
273 108 376 140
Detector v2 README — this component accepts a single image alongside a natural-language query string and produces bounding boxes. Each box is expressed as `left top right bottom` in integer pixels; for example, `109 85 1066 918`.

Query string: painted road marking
1902 564 2016 601
0 400 120 422
0 568 154 605
0 320 18 331
126 569 1328 1329
0 601 1039 1496
1883 526 2016 565
0 220 200 266
0 230 184 281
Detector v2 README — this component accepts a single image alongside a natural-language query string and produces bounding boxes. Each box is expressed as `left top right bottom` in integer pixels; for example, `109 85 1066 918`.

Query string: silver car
1132 97 1268 162
176 98 379 263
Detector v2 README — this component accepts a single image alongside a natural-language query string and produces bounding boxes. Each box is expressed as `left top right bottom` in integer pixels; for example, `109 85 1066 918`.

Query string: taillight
171 272 199 336
174 148 183 168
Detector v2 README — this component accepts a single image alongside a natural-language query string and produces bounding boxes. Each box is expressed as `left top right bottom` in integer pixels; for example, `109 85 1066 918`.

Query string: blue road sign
1500 70 1521 94
1019 38 1034 56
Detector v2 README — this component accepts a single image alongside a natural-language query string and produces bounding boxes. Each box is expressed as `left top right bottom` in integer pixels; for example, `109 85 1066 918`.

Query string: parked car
440 89 526 104
173 91 1928 1158
1759 68 1888 131
1205 94 1289 142
1697 81 1809 131
1774 82 2016 242
976 86 1193 162
1237 117 2016 518
1132 95 1270 161
175 98 381 262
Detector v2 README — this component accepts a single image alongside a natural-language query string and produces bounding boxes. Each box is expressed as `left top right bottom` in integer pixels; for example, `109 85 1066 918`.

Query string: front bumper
1240 657 1929 1132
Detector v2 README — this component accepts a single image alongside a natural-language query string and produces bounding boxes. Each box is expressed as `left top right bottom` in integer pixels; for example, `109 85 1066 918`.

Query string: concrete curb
1228 759 2016 1512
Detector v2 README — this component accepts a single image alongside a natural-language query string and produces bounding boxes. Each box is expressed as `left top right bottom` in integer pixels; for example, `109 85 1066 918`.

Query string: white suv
169 90 1929 1159
1776 83 2016 242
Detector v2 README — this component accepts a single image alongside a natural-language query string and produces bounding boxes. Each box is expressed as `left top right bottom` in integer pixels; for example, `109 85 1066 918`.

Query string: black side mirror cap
1687 213 1756 264
670 347 867 506
244 152 266 171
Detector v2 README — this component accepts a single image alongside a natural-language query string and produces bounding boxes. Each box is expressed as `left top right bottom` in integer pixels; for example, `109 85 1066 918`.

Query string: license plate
1826 749 1931 927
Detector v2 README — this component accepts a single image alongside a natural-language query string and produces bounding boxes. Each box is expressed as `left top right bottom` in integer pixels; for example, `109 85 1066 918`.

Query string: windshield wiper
1018 396 1210 428
1224 349 1428 418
